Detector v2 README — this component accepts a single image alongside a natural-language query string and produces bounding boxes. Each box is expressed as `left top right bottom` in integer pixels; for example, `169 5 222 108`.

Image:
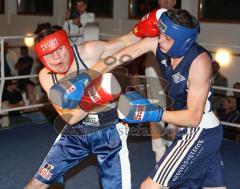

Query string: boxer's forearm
90 37 155 75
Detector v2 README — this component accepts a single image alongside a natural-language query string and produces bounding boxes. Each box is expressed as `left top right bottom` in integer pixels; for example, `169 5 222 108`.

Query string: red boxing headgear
34 29 74 74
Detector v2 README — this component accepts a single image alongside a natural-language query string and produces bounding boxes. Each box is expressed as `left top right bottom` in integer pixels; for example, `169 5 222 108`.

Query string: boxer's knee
24 177 49 189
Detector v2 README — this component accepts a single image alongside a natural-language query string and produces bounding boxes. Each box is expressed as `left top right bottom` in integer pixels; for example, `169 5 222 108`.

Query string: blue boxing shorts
150 125 226 189
34 108 131 189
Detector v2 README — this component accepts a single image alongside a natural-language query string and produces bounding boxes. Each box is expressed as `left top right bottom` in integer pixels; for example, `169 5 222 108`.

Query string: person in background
233 82 240 112
211 60 228 111
145 0 177 162
2 80 25 126
3 42 18 76
21 80 47 123
216 96 240 140
15 46 34 90
63 0 95 45
15 46 33 76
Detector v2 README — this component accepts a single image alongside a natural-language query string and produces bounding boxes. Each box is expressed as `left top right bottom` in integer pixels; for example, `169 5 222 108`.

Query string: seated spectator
211 60 228 111
2 80 27 126
15 46 34 90
63 0 95 45
216 96 240 140
233 82 240 112
2 80 24 114
21 80 47 123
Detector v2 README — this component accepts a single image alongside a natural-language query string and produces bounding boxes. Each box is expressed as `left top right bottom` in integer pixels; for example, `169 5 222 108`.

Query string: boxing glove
117 91 163 123
49 72 90 109
133 8 167 38
79 73 122 112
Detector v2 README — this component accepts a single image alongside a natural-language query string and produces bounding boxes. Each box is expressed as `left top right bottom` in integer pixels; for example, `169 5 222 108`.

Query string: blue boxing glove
117 91 163 123
49 72 90 109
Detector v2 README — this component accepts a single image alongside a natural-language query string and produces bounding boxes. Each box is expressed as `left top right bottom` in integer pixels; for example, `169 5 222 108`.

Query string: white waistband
198 111 220 129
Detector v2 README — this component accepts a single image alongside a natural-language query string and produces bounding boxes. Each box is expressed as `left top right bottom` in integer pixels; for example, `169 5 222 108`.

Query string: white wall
0 0 239 88
182 0 240 89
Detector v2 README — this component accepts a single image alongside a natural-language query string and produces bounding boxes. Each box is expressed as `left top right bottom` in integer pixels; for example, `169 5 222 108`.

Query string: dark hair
34 22 51 35
34 24 62 43
166 9 199 29
20 46 28 52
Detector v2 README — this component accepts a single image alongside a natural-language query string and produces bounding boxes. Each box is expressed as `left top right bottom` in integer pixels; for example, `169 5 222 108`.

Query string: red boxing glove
79 73 121 112
133 8 167 38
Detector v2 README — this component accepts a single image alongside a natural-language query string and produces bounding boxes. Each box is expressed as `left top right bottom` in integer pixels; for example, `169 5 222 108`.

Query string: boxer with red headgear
25 7 168 187
35 26 74 74
24 24 142 189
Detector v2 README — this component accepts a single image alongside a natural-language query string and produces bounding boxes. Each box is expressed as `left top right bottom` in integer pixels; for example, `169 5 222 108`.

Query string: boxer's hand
117 91 163 123
79 73 121 112
133 8 167 38
49 72 90 109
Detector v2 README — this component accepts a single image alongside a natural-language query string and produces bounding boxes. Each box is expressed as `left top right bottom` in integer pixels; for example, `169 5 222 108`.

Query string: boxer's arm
39 68 88 125
161 53 212 128
90 37 158 75
79 33 141 63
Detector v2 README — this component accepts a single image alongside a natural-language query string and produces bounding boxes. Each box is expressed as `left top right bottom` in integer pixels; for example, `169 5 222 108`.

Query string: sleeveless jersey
156 43 212 112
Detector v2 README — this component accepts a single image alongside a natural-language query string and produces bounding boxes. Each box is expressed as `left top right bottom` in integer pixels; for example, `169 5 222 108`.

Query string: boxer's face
158 33 174 53
43 45 70 73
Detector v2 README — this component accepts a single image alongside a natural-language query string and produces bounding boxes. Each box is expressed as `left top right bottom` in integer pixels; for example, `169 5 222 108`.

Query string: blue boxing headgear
158 12 200 58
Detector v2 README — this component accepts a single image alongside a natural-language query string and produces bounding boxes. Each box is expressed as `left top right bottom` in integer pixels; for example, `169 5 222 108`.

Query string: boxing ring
0 35 240 131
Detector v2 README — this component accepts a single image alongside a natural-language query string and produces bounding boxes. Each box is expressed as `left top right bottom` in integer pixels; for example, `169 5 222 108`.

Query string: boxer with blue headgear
98 9 226 189
158 10 200 57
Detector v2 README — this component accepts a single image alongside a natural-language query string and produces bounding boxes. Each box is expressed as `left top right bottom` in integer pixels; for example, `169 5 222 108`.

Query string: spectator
15 46 33 76
216 96 240 140
3 42 18 76
15 46 34 90
63 0 95 45
211 60 228 111
233 82 240 112
21 80 47 123
24 80 40 105
2 80 26 126
145 0 176 162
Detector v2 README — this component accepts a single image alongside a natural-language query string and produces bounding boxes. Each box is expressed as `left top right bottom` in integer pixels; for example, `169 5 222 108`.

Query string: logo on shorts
38 163 54 180
172 72 185 84
134 105 145 120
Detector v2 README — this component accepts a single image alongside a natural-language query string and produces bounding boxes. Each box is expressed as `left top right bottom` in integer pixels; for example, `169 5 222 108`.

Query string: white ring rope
200 42 240 49
0 36 239 130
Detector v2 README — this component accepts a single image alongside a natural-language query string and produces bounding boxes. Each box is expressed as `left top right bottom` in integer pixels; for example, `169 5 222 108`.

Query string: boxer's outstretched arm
90 37 158 76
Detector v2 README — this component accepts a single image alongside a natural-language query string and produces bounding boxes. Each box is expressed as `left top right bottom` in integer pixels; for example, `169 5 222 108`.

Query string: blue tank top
156 43 213 112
